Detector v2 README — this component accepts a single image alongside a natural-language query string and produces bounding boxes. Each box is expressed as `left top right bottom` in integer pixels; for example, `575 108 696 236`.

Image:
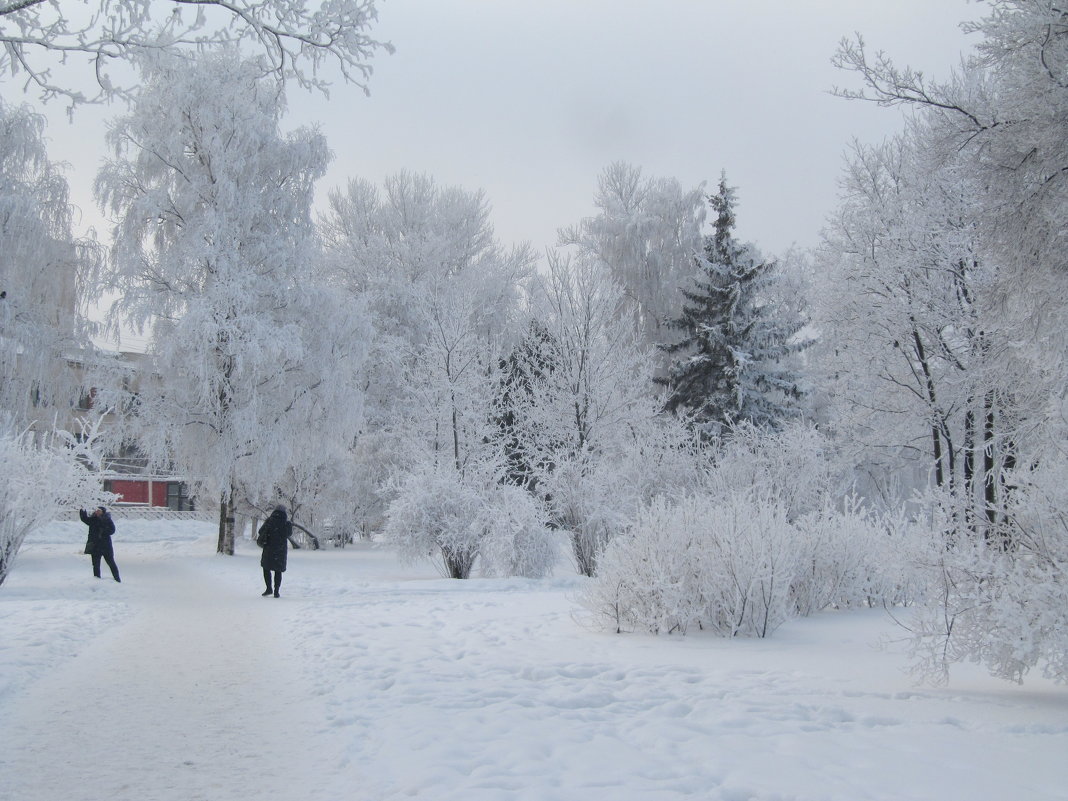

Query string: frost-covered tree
833 1 1068 287
559 162 706 353
493 319 556 493
322 171 557 576
95 52 368 554
824 0 1068 683
814 128 1032 538
0 97 93 427
321 172 534 529
660 175 808 433
508 252 703 576
0 0 391 105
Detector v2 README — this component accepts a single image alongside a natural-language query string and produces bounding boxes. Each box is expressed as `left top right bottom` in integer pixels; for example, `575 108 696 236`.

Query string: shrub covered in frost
791 499 929 616
476 483 558 579
583 493 800 637
543 416 704 577
382 461 557 579
703 420 842 519
382 462 483 579
905 457 1068 685
547 459 630 579
581 489 926 638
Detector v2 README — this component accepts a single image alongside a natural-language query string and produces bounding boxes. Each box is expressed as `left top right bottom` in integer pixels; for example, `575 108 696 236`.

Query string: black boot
261 588 272 597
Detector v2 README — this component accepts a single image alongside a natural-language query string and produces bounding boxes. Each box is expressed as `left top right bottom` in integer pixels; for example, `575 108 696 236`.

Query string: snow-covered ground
1 519 1065 801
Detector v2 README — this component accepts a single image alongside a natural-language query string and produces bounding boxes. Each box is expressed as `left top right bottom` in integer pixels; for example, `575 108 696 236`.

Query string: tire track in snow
0 554 348 801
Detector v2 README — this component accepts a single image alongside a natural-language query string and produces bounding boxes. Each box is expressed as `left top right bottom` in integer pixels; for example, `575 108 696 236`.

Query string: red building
103 477 195 510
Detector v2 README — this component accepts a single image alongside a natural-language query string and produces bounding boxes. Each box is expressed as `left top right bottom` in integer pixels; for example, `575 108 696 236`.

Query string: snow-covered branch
1 0 392 105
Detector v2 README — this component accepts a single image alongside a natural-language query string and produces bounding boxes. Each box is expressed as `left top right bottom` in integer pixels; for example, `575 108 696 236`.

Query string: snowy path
0 548 348 801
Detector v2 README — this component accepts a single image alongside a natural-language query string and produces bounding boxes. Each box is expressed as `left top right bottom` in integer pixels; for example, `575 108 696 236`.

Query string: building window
76 387 96 411
167 482 194 511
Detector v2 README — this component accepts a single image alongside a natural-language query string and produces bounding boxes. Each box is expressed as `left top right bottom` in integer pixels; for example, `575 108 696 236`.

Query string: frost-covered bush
906 457 1068 685
704 420 841 520
584 496 706 635
581 488 926 638
381 462 484 579
476 483 558 579
547 459 630 578
696 495 799 637
0 425 111 586
578 423 926 638
906 536 1068 685
583 493 801 637
791 500 929 616
543 415 704 577
382 461 557 579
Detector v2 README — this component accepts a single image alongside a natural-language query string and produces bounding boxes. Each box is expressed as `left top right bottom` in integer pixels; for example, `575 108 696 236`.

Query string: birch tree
559 162 706 354
96 51 368 554
0 97 94 427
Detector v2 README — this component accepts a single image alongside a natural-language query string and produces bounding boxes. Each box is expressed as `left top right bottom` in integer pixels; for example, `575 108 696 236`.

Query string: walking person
79 506 121 582
257 505 291 597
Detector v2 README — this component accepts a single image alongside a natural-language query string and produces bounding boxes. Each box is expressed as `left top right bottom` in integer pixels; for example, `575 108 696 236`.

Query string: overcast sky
39 0 981 268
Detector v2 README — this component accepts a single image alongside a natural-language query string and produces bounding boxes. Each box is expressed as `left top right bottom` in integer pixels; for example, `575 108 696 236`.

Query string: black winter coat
257 510 291 572
80 509 116 556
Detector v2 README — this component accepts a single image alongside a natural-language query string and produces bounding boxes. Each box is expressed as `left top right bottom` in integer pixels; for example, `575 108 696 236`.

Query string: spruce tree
659 175 806 432
493 320 556 492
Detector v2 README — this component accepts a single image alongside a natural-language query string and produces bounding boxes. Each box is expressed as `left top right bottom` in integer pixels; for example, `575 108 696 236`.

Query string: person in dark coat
257 505 291 597
79 506 121 582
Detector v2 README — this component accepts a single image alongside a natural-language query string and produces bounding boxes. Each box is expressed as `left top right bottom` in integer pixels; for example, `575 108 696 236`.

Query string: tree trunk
931 424 945 489
216 492 235 555
981 392 1017 552
963 407 976 535
451 404 461 474
217 496 226 553
980 391 1015 551
910 325 953 488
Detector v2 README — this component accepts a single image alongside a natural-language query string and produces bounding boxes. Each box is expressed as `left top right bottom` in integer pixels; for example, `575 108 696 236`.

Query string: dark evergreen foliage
493 320 557 492
658 175 806 432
